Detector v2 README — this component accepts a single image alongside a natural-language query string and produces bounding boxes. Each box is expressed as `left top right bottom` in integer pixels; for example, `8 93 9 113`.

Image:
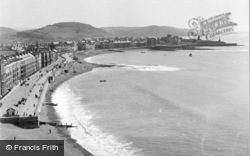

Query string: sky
0 0 249 31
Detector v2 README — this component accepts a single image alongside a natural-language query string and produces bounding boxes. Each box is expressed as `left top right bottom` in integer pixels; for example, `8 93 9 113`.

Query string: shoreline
40 49 121 155
43 47 149 155
40 68 94 156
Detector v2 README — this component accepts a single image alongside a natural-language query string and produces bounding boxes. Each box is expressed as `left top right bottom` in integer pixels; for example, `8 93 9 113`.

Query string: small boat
44 102 58 106
189 53 193 57
141 51 145 53
100 80 106 82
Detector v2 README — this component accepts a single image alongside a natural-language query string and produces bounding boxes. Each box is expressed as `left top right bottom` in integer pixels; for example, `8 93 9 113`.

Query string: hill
0 27 17 35
102 25 189 37
16 22 109 40
8 23 189 40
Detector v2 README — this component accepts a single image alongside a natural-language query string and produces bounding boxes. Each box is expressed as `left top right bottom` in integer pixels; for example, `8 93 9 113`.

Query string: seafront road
0 53 73 119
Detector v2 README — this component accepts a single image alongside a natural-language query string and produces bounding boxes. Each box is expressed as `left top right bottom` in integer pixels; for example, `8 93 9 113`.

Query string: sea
52 32 249 156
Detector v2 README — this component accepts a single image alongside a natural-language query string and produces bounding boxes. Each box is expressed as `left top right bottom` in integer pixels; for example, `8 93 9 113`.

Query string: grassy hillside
17 22 109 40
0 27 17 35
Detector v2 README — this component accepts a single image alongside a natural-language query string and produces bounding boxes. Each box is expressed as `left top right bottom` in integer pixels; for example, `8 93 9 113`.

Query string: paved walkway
0 54 67 117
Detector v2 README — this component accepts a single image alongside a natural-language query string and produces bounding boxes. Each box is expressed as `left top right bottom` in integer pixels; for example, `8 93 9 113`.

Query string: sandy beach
0 49 117 156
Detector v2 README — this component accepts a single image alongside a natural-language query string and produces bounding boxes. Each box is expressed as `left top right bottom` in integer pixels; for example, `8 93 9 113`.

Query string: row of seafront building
77 35 185 50
0 46 58 99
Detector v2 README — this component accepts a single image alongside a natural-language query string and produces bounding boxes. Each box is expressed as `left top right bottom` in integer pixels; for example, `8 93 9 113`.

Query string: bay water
52 33 249 156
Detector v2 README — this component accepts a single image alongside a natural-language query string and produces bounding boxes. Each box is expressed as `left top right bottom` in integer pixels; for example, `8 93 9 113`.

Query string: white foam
52 83 142 156
117 64 182 72
84 56 182 72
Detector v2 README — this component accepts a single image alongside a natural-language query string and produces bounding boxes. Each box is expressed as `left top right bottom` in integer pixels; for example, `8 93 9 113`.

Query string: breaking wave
84 57 182 72
116 64 182 71
52 82 142 156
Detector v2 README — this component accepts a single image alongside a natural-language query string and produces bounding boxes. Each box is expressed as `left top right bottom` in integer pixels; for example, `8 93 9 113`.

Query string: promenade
0 53 72 119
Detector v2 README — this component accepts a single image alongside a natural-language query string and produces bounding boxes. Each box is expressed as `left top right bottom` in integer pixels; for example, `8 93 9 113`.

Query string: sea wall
0 116 39 129
0 117 19 124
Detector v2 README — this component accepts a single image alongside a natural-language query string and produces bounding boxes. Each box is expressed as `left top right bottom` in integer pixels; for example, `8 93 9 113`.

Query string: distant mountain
102 25 189 37
0 27 17 35
8 23 189 41
16 22 109 40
